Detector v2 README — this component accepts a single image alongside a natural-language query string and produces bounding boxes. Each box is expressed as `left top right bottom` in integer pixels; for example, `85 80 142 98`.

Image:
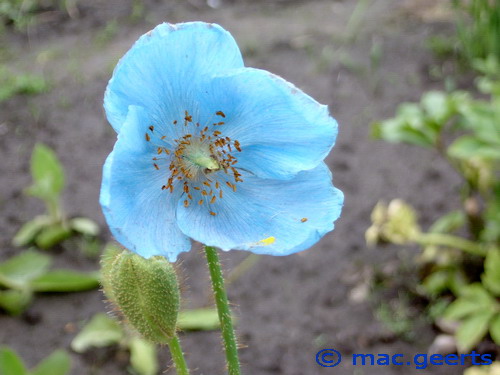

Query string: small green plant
72 308 220 375
369 76 500 352
0 250 99 315
71 313 159 375
0 65 48 103
13 144 99 250
0 346 70 375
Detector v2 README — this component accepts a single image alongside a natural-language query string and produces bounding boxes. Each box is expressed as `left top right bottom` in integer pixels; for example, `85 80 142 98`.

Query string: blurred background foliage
368 0 500 362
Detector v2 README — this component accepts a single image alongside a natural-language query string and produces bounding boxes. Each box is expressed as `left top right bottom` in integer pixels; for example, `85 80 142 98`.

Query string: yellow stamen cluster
144 110 243 216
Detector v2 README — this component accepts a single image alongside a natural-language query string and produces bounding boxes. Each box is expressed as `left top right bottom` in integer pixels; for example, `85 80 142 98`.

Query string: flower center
145 110 243 216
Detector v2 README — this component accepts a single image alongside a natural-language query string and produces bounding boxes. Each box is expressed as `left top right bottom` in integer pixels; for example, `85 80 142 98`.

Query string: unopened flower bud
365 199 421 245
101 247 180 344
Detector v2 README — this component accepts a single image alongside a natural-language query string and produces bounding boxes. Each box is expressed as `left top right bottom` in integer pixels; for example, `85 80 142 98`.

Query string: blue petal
175 163 343 255
100 106 191 261
104 22 244 133
190 68 338 180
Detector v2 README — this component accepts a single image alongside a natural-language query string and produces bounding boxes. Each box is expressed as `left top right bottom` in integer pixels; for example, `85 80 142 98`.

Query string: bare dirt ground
0 0 466 374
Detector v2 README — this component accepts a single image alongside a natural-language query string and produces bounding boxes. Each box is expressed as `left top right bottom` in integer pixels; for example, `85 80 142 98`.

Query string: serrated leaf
129 337 158 375
0 346 27 375
12 216 51 247
0 250 51 289
26 144 64 201
31 350 71 375
482 248 500 296
456 311 494 352
69 218 99 236
444 298 483 321
35 224 72 249
444 284 495 320
178 308 221 331
71 313 124 353
0 290 32 315
30 270 99 292
460 283 495 306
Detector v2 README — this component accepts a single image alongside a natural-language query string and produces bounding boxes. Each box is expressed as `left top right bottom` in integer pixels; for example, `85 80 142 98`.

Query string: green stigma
187 149 219 171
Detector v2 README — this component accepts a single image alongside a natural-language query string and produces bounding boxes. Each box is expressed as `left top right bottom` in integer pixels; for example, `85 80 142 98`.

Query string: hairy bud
101 246 180 344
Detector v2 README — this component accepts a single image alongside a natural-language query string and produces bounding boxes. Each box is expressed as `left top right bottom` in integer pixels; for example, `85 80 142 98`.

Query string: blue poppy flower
100 22 343 261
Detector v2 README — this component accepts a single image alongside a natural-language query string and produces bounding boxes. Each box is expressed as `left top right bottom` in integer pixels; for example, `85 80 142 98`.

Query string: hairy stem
204 245 241 375
167 335 190 375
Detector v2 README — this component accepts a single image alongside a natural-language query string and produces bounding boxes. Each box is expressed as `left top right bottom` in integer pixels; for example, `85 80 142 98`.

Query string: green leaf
178 308 221 331
0 346 27 375
31 350 71 375
35 224 72 250
456 311 494 352
422 270 451 296
12 216 51 247
128 337 158 375
0 250 51 289
445 297 485 320
69 218 99 236
71 313 124 353
372 118 435 147
448 136 500 160
25 144 64 201
421 91 454 124
490 313 500 345
429 210 466 234
482 248 500 296
444 283 495 320
0 290 32 315
30 270 99 292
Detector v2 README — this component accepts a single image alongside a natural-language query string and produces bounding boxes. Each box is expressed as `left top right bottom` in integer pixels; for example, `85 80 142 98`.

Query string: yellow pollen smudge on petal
145 133 150 142
216 111 226 118
198 199 204 205
210 211 217 216
210 196 216 204
301 218 308 223
258 237 275 246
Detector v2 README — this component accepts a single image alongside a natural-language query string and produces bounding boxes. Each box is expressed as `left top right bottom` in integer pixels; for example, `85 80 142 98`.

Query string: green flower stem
415 232 487 257
204 245 241 375
167 335 190 375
